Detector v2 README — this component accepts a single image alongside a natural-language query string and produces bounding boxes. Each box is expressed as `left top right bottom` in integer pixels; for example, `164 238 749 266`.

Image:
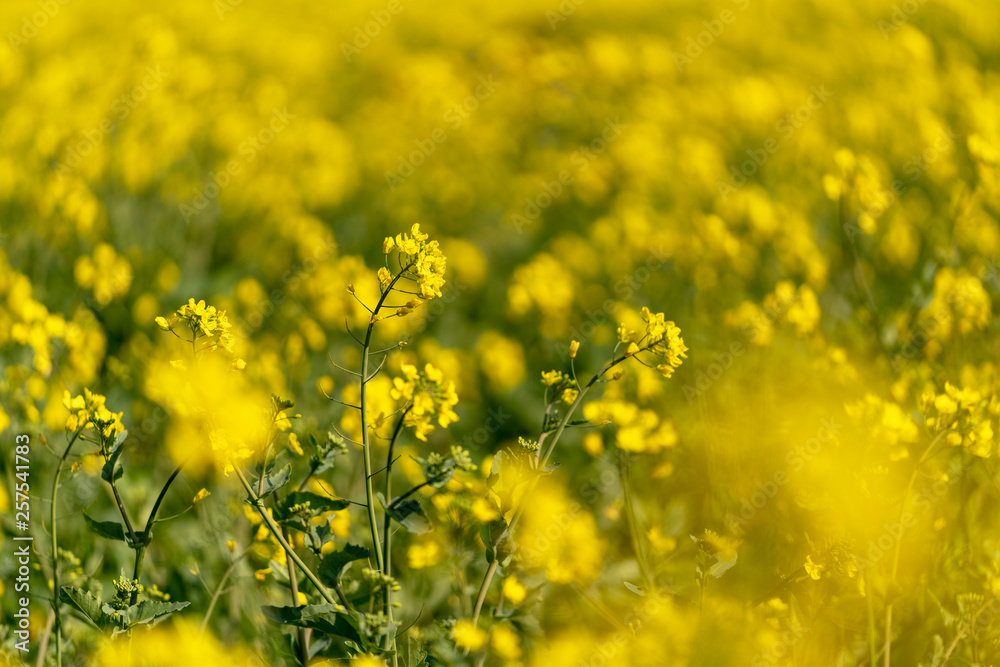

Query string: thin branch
345 319 365 346
328 352 362 377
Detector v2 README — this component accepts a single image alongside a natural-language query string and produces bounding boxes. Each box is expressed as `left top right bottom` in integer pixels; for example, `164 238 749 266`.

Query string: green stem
50 428 83 667
618 448 651 589
129 459 190 605
382 409 409 659
472 353 631 626
357 265 414 585
234 466 339 606
883 430 948 665
284 526 309 665
200 549 248 632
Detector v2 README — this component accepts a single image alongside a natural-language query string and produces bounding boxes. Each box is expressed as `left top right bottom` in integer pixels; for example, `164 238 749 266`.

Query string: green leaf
124 600 190 626
59 587 109 629
709 551 738 578
319 544 370 586
400 635 429 667
383 497 431 535
482 517 515 567
84 514 126 543
268 558 290 585
101 443 126 484
261 604 365 647
281 491 350 515
252 464 292 500
272 394 295 411
623 581 647 596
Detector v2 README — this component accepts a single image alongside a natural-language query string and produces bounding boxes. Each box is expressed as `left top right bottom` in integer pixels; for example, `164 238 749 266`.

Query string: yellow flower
408 541 441 569
192 488 211 504
452 619 488 652
569 340 580 358
288 432 304 456
540 370 565 387
391 363 459 441
934 394 958 415
378 266 392 289
804 555 824 580
502 576 527 605
383 224 447 300
472 497 500 522
491 624 522 660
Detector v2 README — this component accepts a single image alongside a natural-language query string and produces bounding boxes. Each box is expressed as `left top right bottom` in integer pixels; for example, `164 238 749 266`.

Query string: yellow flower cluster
382 224 447 300
845 394 919 462
0 250 105 390
583 399 678 454
617 307 688 378
724 280 821 345
95 619 253 666
915 269 992 355
156 298 237 356
518 479 605 585
62 388 123 438
390 363 460 441
73 243 132 307
920 382 998 458
144 352 269 475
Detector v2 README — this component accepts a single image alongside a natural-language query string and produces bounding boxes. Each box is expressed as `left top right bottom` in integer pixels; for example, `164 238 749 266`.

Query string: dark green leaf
101 444 125 483
59 587 109 628
401 635 429 667
384 498 431 534
119 600 190 627
84 514 126 542
319 544 370 586
252 464 292 500
261 604 365 647
282 491 350 515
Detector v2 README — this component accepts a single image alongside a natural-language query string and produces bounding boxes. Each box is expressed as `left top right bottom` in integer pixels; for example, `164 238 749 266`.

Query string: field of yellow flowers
2 0 1000 665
